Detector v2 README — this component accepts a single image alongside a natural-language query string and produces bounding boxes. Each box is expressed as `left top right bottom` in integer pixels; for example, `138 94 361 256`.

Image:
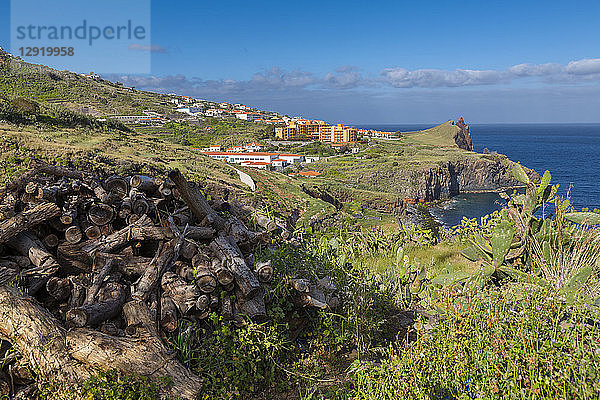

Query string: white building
240 161 271 169
202 152 277 165
278 154 305 164
176 107 203 115
271 159 288 168
205 109 224 117
235 112 262 121
245 142 263 152
226 146 245 153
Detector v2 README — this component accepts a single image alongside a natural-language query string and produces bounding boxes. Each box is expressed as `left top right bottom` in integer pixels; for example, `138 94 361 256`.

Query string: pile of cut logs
0 162 337 399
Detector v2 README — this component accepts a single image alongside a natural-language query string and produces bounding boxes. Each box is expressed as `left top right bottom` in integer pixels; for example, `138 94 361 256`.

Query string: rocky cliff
453 117 474 151
304 154 539 215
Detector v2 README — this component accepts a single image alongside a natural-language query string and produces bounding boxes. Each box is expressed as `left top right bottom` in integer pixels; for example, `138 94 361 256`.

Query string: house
278 154 305 164
201 151 278 165
235 112 262 121
271 159 288 168
240 161 271 170
245 142 263 152
226 146 245 153
176 107 203 115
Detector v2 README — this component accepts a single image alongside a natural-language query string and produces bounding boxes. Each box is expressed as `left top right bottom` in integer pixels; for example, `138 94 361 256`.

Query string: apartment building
319 124 357 143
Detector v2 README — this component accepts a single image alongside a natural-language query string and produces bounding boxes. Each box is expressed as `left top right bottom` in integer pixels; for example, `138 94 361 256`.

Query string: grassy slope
0 52 172 115
403 119 460 147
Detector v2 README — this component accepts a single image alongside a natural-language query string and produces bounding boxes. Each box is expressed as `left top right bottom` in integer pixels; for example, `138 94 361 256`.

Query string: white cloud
105 58 600 99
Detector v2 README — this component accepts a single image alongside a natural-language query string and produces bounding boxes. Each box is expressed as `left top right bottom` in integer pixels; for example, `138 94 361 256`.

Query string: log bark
58 215 170 271
161 271 202 314
0 203 61 244
132 238 181 301
7 232 60 293
85 259 114 305
168 169 226 231
94 252 151 276
160 293 178 333
0 289 201 399
184 226 216 241
130 175 162 195
0 263 18 286
235 288 267 321
0 285 95 394
210 236 260 298
66 282 127 327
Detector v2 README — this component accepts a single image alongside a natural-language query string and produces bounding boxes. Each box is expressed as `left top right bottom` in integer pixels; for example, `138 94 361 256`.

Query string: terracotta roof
202 151 277 156
242 161 271 165
297 171 321 176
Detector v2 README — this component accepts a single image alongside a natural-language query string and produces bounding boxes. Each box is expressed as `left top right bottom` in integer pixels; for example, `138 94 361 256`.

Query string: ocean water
356 124 600 227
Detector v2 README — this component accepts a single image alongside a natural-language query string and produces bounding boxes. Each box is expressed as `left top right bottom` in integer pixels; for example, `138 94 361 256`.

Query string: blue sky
1 0 600 123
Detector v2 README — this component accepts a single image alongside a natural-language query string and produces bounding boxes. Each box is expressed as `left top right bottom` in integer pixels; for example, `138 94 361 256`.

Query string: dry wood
221 295 233 320
94 252 151 276
85 259 114 305
132 238 181 301
0 285 96 394
46 277 72 301
168 169 226 231
66 282 127 327
195 267 217 294
195 294 210 313
88 203 115 226
82 221 102 240
0 202 61 244
117 300 202 399
43 233 59 248
160 293 178 333
235 288 267 320
68 274 88 309
184 225 216 240
8 232 60 293
60 207 77 225
104 175 129 199
64 225 83 244
254 260 274 283
210 235 260 298
0 263 18 286
161 271 202 314
130 175 162 195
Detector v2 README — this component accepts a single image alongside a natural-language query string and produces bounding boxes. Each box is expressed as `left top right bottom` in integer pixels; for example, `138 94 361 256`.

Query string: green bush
79 370 171 400
349 287 600 400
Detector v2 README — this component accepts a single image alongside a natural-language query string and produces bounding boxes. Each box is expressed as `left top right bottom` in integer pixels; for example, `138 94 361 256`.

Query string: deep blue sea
356 124 600 227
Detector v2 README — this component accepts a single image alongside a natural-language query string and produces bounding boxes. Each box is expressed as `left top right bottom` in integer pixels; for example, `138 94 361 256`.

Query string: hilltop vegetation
0 50 171 115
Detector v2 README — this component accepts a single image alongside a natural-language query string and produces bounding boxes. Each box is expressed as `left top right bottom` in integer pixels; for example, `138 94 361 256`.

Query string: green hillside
0 50 171 115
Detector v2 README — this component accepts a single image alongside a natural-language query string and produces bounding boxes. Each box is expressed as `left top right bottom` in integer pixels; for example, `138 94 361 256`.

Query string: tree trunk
0 203 61 244
168 169 226 231
161 271 202 314
66 282 127 327
132 238 181 301
210 236 260 298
